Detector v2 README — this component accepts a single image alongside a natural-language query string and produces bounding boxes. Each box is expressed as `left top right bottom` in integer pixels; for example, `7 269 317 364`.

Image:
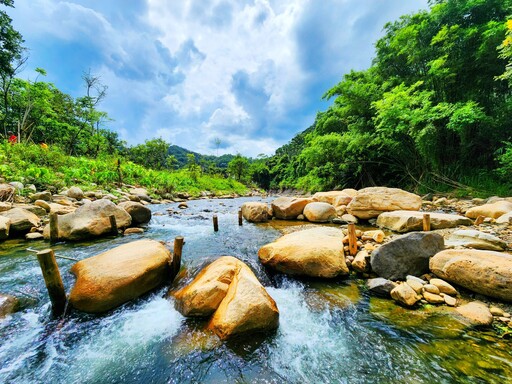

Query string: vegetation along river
0 197 511 383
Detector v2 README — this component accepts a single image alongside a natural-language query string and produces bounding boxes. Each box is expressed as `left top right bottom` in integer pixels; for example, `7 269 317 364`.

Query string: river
0 197 510 383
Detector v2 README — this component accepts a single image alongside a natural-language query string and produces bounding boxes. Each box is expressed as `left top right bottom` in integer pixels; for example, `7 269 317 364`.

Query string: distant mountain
168 145 236 169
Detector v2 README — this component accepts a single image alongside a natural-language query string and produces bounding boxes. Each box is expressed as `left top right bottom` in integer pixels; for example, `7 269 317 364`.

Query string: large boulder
377 210 472 233
241 202 270 223
303 202 336 223
312 191 352 206
45 199 131 241
0 216 10 240
174 256 279 339
271 197 313 220
370 232 444 280
0 294 18 318
347 187 422 219
0 208 40 235
465 201 512 219
69 239 172 313
258 227 349 278
430 249 512 302
445 230 507 251
118 201 152 224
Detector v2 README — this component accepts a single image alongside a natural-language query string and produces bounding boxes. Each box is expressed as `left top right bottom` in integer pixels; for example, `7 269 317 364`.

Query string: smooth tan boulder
496 211 512 224
0 216 10 239
303 202 336 223
377 211 472 233
312 191 352 206
241 202 270 223
67 186 84 200
429 278 458 296
0 208 40 234
208 261 279 340
465 201 512 219
48 203 76 215
69 239 171 313
456 302 493 326
390 283 421 306
45 199 131 241
445 230 507 251
430 249 512 302
34 200 51 212
174 256 279 339
174 256 240 316
0 202 11 212
347 187 422 219
118 201 152 224
258 227 348 278
271 197 313 220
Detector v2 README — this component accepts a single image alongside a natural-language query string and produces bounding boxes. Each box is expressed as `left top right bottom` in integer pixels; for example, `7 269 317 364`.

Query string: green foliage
227 154 250 182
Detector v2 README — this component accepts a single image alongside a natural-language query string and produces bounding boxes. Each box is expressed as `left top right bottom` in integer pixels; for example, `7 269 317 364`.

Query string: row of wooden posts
38 210 435 316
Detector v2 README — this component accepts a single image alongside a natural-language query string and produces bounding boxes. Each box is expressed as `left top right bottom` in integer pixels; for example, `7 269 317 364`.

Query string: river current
0 197 510 383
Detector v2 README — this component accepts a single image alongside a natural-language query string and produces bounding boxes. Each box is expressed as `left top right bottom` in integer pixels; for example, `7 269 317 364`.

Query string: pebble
423 284 440 295
443 294 457 307
490 306 505 316
423 291 445 304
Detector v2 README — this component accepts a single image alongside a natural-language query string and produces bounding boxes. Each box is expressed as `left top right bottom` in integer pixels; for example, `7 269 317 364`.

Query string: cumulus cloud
11 0 429 157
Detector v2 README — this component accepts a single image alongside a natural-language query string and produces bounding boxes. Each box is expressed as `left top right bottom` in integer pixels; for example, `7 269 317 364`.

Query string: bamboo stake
347 223 358 256
50 213 59 243
238 209 243 226
109 215 118 235
423 213 431 231
36 249 66 316
213 215 219 232
171 236 184 279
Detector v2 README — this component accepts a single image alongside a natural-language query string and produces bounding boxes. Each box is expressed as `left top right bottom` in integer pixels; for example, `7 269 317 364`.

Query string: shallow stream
0 197 511 383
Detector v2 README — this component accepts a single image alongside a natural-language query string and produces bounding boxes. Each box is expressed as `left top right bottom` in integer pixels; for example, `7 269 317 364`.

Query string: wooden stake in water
171 236 184 279
213 215 219 232
36 249 66 316
347 223 358 256
423 213 431 231
49 213 59 243
109 215 118 235
238 209 243 226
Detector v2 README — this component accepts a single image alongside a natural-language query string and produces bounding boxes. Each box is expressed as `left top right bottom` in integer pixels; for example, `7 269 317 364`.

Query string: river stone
69 239 171 313
456 302 493 326
0 216 10 239
303 202 336 223
347 187 422 219
423 284 440 295
45 199 131 241
377 211 472 233
312 191 352 206
423 291 445 304
390 283 421 306
340 214 358 224
207 259 279 339
66 186 84 200
430 249 512 302
429 278 458 296
129 187 151 202
0 294 18 318
49 203 76 215
496 211 512 224
258 227 349 278
118 201 152 224
465 201 512 219
124 227 144 235
370 232 444 280
0 208 40 235
443 294 457 306
271 196 313 220
0 184 15 202
352 250 370 273
366 278 397 297
490 306 505 317
15 205 47 217
34 200 51 212
406 277 425 294
0 202 11 212
445 230 507 251
29 191 52 202
241 202 270 223
25 232 44 240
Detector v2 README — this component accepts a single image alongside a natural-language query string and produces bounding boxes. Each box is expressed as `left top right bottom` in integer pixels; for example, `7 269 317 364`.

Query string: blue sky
9 0 429 157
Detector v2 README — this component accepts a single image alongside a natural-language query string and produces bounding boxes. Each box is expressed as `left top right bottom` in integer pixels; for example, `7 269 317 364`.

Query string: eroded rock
347 187 422 219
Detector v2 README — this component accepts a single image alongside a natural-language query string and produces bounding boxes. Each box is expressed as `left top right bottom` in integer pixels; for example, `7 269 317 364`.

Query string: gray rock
118 201 152 224
445 230 507 251
0 208 40 235
29 191 52 202
370 232 444 280
67 186 84 200
366 278 397 296
9 182 23 191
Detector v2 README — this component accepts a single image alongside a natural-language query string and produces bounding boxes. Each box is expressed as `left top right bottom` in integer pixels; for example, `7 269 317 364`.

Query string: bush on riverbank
0 143 248 197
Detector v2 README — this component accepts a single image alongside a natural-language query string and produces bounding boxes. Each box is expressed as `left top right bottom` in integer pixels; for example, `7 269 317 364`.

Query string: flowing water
0 197 511 383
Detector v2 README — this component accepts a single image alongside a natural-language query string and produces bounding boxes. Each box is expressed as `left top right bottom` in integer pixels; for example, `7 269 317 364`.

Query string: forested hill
168 145 235 169
263 0 512 196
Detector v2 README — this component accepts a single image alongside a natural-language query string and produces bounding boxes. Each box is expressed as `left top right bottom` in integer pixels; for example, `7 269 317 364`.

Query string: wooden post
171 236 184 279
50 213 59 243
347 223 358 256
474 215 485 226
423 213 431 231
213 214 219 232
238 209 243 226
109 215 118 235
36 249 66 316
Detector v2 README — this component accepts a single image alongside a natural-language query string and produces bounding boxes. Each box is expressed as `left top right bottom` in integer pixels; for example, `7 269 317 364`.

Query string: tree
227 154 250 182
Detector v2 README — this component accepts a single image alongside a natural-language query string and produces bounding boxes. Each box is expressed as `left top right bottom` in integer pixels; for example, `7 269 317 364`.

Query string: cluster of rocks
0 184 153 241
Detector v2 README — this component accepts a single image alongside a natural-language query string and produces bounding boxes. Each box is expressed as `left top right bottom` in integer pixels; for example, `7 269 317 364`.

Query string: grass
0 143 248 198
